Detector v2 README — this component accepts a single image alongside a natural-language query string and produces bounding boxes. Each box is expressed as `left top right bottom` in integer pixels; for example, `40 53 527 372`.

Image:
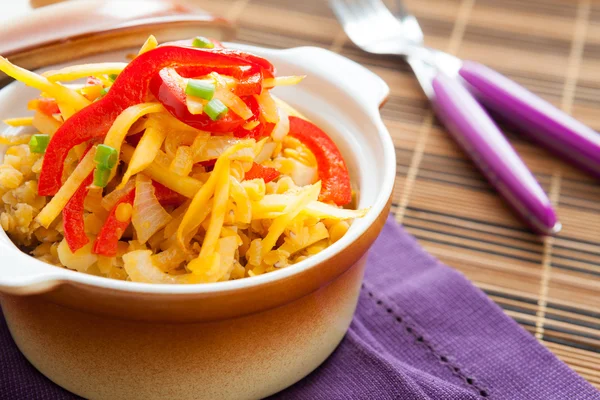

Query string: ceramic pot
0 44 395 399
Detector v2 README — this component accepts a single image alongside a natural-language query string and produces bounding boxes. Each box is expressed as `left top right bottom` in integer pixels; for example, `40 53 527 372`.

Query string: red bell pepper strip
233 96 275 139
160 39 269 96
153 181 185 206
288 116 352 206
162 39 274 75
28 98 60 116
38 45 273 196
91 181 183 256
62 143 96 252
93 188 135 257
149 68 246 133
214 49 275 78
62 173 94 252
244 163 280 183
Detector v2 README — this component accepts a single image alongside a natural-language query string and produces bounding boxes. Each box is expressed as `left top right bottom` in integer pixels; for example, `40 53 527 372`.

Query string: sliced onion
230 146 256 163
123 250 193 284
254 141 277 164
152 245 188 272
132 174 172 243
255 90 279 123
192 136 241 163
169 146 193 176
270 107 289 142
216 236 240 281
288 159 318 187
264 75 306 88
163 200 191 239
164 129 203 158
153 149 173 168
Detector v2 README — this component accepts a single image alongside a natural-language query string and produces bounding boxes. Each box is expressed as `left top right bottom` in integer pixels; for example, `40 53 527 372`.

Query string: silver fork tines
330 0 461 80
330 0 422 54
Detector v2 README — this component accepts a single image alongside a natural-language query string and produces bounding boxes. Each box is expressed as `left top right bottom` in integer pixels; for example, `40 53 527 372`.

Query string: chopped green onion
185 80 215 100
93 167 111 188
94 144 118 169
204 99 228 121
28 134 50 154
192 36 215 49
100 87 109 96
108 74 118 82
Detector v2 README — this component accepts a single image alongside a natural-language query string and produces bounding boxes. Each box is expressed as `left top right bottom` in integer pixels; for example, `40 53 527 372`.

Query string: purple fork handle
432 74 559 234
459 61 600 178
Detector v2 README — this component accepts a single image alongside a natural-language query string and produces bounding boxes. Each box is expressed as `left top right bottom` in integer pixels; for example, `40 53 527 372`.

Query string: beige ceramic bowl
0 44 395 400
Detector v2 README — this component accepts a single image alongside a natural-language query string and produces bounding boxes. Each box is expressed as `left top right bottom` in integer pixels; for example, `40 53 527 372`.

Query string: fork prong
364 0 405 27
329 0 369 46
330 0 409 50
330 0 365 30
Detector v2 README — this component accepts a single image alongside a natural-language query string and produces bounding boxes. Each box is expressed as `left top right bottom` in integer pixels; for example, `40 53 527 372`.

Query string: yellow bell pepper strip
261 182 321 256
102 102 165 173
177 140 254 247
3 117 33 127
36 147 97 228
0 56 90 111
137 35 158 56
118 116 167 189
42 63 128 82
120 144 202 198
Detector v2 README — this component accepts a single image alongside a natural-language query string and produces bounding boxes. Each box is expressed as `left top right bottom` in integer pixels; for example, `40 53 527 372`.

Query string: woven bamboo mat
196 0 600 387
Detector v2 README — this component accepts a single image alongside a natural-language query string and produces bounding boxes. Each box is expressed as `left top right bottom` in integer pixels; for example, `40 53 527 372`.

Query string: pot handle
0 239 68 295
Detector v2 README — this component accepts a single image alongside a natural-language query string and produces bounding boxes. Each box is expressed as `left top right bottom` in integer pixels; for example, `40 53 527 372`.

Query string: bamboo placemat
196 0 600 387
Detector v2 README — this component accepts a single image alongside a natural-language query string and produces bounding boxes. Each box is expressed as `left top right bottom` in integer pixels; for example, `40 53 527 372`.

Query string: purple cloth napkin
1 216 599 399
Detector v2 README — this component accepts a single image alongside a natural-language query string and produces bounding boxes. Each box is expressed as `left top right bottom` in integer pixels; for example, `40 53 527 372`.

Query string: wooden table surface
194 0 600 388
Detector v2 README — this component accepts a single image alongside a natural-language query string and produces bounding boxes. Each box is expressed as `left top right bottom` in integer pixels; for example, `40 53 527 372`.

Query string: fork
331 0 600 234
